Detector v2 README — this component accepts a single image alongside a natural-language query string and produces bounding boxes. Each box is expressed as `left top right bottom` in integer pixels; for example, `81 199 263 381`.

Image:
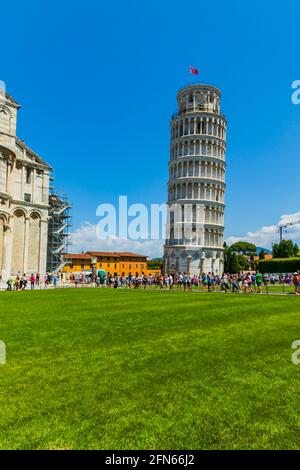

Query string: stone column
39 219 48 276
23 216 30 274
187 255 192 274
164 257 168 274
200 256 205 273
31 168 36 202
212 257 216 274
219 258 224 274
4 159 11 193
43 172 50 204
2 226 12 281
208 208 212 223
21 165 25 199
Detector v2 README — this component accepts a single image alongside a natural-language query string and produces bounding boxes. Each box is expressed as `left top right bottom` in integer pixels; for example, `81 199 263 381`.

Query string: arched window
0 106 12 134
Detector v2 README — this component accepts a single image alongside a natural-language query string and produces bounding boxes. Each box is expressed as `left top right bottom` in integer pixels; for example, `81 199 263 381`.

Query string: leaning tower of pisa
164 84 227 275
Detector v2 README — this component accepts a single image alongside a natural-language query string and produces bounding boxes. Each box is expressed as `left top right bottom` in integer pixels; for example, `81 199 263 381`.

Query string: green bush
147 260 163 270
258 257 300 273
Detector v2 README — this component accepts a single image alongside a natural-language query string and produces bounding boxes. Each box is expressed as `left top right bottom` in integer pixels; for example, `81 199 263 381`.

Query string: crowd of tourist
5 272 60 291
90 272 300 294
2 271 300 295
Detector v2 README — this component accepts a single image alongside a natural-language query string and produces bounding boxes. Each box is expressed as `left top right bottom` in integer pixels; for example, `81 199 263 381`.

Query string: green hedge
147 261 163 270
258 258 300 273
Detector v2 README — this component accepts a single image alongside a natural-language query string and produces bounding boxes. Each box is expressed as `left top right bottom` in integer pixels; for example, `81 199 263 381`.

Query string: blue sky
2 0 300 256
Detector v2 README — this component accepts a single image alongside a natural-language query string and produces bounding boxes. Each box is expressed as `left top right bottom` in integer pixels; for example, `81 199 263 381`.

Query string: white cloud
71 211 300 257
71 222 163 258
226 211 300 248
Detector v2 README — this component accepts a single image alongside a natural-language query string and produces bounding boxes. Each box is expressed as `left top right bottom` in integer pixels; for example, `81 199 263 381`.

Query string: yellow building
62 251 159 276
62 253 92 273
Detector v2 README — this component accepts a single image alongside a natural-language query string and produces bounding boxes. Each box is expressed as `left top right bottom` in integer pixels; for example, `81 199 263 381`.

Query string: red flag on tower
189 66 199 75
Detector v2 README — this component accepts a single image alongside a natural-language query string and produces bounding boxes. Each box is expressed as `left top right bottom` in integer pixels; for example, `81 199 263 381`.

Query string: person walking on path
30 274 35 290
256 271 263 294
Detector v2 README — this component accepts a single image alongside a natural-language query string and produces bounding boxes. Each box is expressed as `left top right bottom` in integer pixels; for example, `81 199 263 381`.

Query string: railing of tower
171 106 226 120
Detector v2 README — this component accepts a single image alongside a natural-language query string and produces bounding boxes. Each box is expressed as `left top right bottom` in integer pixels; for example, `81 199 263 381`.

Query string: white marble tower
164 84 227 275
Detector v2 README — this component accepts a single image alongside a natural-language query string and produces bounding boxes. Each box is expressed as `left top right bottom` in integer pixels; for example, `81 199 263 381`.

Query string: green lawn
1 288 300 450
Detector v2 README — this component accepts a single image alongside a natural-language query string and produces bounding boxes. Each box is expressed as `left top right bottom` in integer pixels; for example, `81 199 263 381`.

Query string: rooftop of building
16 138 52 170
63 253 92 260
87 251 148 259
177 83 221 98
2 90 21 109
63 251 148 260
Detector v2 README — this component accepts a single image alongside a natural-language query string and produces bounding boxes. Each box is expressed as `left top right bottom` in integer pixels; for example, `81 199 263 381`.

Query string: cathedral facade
0 88 51 280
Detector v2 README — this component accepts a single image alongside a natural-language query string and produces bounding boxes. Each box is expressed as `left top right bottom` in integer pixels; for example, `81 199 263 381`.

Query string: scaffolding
47 193 72 273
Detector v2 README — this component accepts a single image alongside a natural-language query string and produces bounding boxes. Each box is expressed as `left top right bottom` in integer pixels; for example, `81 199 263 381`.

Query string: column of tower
164 84 227 275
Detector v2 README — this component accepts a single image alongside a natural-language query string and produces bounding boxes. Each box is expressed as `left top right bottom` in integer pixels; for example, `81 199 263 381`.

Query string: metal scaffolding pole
47 193 72 273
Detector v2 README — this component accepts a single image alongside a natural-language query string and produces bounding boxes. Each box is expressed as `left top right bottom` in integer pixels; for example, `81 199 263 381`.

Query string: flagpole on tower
189 66 199 76
188 66 199 86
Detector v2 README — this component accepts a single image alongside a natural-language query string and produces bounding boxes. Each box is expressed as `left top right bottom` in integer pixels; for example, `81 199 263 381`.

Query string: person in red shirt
30 274 35 290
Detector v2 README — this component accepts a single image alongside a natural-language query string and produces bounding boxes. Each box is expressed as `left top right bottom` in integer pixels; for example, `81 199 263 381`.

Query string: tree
224 245 232 272
272 243 279 257
229 252 240 273
147 259 163 270
259 249 265 260
249 254 257 271
294 243 299 257
237 254 250 270
230 241 256 255
273 240 297 258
